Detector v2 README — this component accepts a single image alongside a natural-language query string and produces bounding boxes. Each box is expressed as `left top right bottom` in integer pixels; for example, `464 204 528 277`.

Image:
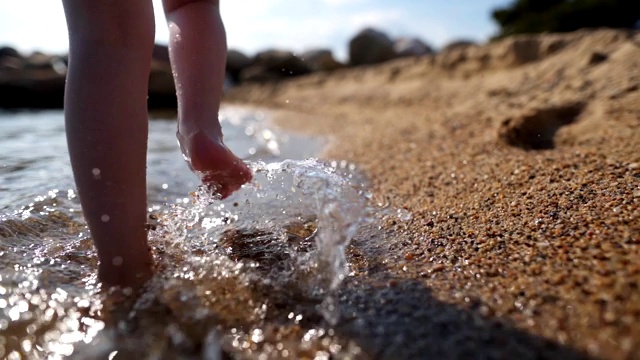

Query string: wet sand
226 29 640 359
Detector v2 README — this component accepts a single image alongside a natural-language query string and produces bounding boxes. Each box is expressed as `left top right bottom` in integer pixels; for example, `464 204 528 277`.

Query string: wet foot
177 130 253 198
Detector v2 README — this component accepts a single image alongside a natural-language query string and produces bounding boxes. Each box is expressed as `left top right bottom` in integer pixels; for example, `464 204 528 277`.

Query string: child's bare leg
62 0 154 287
163 0 252 198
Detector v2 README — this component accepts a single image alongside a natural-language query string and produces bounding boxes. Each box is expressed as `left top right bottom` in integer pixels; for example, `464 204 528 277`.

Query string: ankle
98 253 154 289
177 116 223 140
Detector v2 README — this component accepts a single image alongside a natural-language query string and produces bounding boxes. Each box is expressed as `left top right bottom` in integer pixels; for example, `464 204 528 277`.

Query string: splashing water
0 108 386 358
0 162 371 359
80 158 370 359
150 159 368 324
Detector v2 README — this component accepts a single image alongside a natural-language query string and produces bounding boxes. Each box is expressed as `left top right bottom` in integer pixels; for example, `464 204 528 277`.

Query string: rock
50 56 68 75
0 47 23 70
148 60 176 109
300 49 344 72
226 49 252 82
0 67 66 109
240 50 310 83
348 28 395 66
147 44 176 108
0 56 22 71
0 46 21 59
148 61 172 92
25 52 58 70
152 44 170 63
22 52 68 74
0 49 67 108
0 46 177 109
148 44 179 108
393 37 434 58
441 40 476 53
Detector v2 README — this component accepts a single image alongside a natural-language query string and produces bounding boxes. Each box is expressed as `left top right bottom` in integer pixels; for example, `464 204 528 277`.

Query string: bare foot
177 130 253 198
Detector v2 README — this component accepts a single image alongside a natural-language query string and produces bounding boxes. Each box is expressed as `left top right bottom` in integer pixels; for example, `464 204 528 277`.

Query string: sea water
0 107 400 359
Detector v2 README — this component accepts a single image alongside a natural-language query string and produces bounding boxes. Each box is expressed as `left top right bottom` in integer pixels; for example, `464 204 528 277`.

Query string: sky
0 0 512 60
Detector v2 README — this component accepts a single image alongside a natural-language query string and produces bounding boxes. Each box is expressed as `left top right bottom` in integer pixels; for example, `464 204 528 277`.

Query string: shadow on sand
322 232 592 360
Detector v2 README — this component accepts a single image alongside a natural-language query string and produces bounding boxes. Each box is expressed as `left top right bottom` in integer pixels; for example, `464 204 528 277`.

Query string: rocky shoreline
0 27 432 110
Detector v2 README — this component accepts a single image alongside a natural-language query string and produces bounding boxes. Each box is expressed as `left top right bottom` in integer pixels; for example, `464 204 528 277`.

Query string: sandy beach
225 29 640 359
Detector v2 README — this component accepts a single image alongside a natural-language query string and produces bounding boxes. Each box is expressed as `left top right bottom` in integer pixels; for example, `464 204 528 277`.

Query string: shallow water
0 107 401 359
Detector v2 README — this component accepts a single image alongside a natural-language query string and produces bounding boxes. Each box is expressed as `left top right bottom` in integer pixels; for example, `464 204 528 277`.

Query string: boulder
300 49 344 72
348 28 395 66
148 60 176 106
226 49 252 82
148 44 178 108
0 47 177 109
393 37 434 58
148 63 174 94
441 40 476 53
239 50 310 83
0 49 67 108
0 67 65 109
50 56 68 75
22 52 68 74
152 44 170 63
0 46 21 59
0 46 23 70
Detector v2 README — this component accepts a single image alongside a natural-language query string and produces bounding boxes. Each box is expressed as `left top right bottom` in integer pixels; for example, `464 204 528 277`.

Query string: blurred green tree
492 0 640 37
